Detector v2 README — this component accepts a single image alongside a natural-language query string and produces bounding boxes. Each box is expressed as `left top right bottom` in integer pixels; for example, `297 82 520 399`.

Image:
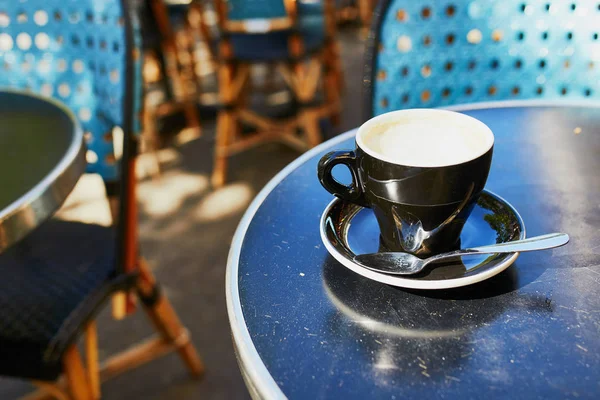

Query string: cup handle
317 150 369 207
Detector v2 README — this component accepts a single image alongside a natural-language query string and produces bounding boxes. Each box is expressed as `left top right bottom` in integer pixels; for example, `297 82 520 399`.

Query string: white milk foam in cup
360 110 493 167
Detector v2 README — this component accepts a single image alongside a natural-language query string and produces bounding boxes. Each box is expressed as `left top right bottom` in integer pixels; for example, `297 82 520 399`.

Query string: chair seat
0 219 130 381
229 15 327 61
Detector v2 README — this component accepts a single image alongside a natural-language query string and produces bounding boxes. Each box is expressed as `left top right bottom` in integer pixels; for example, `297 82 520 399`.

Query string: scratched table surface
226 103 600 399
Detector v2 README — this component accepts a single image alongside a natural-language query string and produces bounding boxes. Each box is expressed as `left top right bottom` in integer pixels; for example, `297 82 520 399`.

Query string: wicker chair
0 1 203 398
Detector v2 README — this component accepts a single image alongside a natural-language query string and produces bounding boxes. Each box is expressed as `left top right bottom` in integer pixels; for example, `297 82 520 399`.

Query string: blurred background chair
364 0 600 118
336 0 375 37
0 0 203 398
208 0 344 187
140 0 203 175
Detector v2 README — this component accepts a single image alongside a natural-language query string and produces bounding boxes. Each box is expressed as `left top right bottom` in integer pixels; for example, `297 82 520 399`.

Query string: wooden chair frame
358 0 374 36
143 0 203 175
209 0 343 187
188 2 218 65
22 160 204 400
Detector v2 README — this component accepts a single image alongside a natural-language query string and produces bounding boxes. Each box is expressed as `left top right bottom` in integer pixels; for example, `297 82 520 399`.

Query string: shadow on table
320 260 553 385
404 260 540 300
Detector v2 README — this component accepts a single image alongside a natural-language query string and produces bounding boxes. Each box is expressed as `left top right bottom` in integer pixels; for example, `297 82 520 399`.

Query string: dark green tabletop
0 91 85 251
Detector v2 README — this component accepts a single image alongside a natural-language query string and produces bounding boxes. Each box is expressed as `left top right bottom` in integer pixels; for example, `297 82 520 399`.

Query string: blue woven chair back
0 0 142 182
366 0 600 117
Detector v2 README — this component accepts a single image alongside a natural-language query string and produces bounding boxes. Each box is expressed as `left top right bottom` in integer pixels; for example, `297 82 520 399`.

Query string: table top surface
0 90 85 252
227 101 600 399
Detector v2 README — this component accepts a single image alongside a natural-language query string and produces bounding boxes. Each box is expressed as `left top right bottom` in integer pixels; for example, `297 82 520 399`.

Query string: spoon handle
431 233 569 263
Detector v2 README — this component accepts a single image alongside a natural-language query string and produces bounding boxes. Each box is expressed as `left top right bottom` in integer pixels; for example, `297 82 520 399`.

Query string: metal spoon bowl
353 233 569 276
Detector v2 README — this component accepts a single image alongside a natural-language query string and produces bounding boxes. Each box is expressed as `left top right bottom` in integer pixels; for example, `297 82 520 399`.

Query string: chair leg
182 12 203 102
136 259 204 377
287 58 323 148
144 114 163 179
302 110 322 148
212 61 237 187
212 110 234 187
183 101 201 134
85 322 100 400
63 345 94 400
142 54 163 178
145 297 204 377
176 27 202 137
358 0 372 38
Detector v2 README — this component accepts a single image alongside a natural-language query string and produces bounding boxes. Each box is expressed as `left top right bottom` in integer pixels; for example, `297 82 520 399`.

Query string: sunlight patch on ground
54 165 252 231
138 171 209 217
173 127 202 146
56 174 112 226
155 148 181 164
195 182 254 222
136 148 182 179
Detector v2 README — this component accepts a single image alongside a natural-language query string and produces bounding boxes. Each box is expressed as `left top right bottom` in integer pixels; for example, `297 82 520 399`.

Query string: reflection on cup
318 109 494 256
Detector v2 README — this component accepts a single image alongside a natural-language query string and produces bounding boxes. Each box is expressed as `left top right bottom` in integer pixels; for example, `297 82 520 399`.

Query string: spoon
353 233 569 276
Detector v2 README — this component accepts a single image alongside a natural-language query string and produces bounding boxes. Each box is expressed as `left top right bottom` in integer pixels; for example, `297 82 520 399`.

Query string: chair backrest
364 0 600 118
215 0 328 33
226 0 289 21
0 0 142 183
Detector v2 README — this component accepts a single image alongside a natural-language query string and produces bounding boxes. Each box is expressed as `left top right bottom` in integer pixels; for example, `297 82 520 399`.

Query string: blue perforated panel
371 0 600 116
0 0 142 182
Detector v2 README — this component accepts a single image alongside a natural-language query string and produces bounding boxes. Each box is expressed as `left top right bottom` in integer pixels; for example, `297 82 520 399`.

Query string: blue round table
226 102 600 399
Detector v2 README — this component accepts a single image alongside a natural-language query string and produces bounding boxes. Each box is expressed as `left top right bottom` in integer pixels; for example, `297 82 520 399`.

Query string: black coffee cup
318 109 494 256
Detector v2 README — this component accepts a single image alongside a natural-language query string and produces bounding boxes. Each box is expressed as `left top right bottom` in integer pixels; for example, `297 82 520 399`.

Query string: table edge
225 99 600 399
0 90 86 251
